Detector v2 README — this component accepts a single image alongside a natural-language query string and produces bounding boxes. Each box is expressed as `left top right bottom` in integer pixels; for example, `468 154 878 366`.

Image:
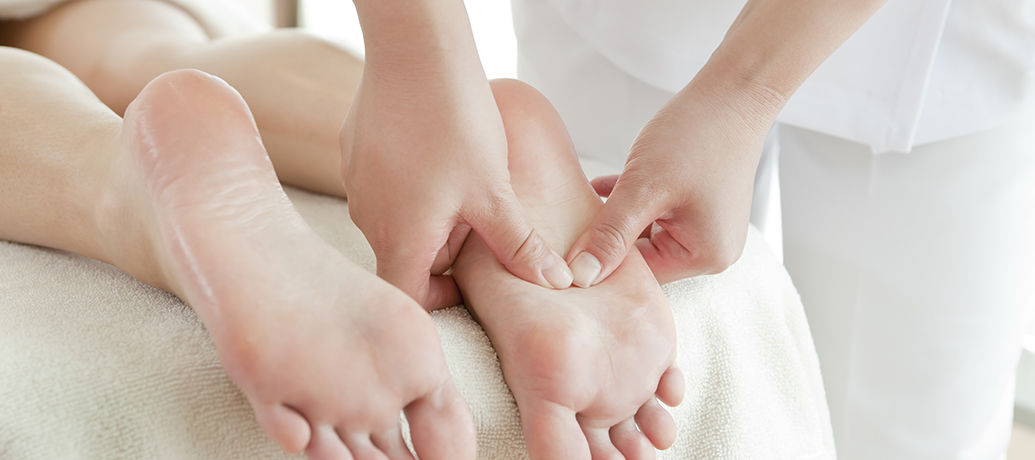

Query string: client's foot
453 80 685 460
96 69 475 460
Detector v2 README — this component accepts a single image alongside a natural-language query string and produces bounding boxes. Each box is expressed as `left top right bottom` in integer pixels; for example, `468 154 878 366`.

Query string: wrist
352 0 485 82
668 63 783 147
689 0 887 118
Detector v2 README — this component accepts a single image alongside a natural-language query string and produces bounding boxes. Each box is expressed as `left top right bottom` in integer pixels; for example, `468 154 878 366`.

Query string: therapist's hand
565 0 887 286
567 77 775 286
341 77 573 309
340 0 572 309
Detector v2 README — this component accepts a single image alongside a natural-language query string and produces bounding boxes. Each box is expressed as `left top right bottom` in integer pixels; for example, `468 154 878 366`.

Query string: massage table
0 1 834 456
0 154 835 459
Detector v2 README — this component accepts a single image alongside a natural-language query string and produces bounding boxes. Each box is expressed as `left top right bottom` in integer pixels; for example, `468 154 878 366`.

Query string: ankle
91 131 172 293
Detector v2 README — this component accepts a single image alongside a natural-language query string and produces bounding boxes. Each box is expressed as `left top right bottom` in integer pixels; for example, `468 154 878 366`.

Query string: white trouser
780 106 1035 459
514 0 1035 458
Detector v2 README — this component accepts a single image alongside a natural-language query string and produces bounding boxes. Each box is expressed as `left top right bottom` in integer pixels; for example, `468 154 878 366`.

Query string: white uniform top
545 0 1035 153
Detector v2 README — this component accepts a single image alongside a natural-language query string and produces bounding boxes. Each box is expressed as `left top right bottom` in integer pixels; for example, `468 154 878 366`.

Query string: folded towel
0 156 835 459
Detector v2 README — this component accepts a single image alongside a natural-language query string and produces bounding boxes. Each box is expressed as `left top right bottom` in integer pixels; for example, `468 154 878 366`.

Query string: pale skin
0 1 681 459
0 55 475 460
345 0 888 288
344 0 575 306
567 0 891 286
455 80 684 460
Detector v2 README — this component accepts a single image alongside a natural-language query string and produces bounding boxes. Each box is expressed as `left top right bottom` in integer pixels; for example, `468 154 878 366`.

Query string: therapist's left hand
566 77 777 286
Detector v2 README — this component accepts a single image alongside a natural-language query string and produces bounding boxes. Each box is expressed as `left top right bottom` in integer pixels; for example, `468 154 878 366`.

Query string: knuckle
470 188 547 265
465 185 510 224
589 221 635 263
484 184 518 214
510 229 548 265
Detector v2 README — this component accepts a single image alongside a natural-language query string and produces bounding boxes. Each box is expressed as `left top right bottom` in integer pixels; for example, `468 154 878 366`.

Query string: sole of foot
106 69 476 460
454 79 685 460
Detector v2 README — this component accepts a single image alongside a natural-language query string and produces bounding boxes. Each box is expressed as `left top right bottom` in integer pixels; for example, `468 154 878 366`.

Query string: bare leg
0 0 358 197
0 48 474 460
452 79 686 460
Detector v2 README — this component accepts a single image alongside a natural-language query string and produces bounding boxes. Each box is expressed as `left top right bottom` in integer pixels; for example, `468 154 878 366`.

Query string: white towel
0 1 834 457
0 158 835 459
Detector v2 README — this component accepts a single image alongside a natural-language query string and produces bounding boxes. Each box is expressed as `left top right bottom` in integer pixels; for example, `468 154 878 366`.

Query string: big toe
403 382 477 460
521 401 591 460
252 401 311 454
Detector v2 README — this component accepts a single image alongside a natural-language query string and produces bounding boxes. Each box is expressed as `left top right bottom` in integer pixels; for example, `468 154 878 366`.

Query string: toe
371 425 416 460
634 398 677 450
403 382 477 460
340 432 391 460
306 424 354 460
610 418 656 460
251 401 311 454
581 423 624 460
521 401 591 460
655 366 685 407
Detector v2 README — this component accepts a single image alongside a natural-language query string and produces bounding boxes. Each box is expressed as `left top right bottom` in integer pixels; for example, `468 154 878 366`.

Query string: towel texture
0 157 835 459
2 1 832 457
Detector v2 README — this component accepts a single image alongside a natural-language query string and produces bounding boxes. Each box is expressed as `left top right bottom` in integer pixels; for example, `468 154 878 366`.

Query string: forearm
352 0 488 90
685 0 887 122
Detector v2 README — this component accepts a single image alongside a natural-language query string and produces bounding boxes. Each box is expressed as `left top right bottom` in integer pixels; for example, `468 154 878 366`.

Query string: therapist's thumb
465 191 573 290
567 180 663 287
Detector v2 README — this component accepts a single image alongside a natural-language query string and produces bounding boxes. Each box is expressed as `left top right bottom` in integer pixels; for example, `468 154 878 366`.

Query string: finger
521 402 591 460
638 223 654 241
582 424 624 460
430 224 471 275
465 190 572 289
567 176 666 287
610 418 656 460
590 174 620 198
404 381 477 460
371 424 416 460
395 224 466 310
422 274 461 311
306 424 354 460
634 398 677 450
250 401 311 454
375 240 443 307
656 366 685 407
634 227 702 285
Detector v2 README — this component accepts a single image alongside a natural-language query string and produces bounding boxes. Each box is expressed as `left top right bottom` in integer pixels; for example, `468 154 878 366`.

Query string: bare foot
96 69 476 460
453 80 685 460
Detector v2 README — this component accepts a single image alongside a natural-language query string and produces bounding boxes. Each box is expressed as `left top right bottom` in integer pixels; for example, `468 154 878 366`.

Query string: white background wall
298 0 518 80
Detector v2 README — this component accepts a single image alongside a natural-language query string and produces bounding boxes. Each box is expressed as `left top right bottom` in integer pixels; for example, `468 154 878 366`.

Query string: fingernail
541 254 573 289
570 252 602 288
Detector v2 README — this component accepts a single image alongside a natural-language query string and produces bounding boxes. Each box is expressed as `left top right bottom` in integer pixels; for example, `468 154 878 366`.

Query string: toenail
541 254 574 289
570 252 602 288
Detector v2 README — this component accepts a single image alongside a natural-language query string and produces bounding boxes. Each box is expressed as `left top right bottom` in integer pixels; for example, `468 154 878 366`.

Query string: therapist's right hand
339 69 573 310
560 0 886 288
566 74 776 287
